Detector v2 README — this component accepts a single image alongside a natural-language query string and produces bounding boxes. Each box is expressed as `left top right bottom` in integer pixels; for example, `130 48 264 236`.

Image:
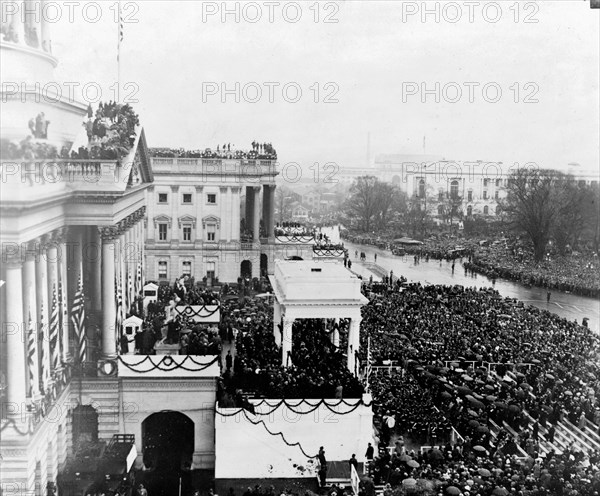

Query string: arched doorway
142 411 194 472
240 260 252 278
260 253 268 276
71 405 99 445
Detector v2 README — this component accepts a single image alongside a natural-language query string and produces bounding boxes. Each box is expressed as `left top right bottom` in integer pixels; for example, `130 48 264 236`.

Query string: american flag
70 275 87 364
49 285 60 371
115 277 123 345
58 280 67 360
135 261 143 297
39 302 48 391
27 311 37 397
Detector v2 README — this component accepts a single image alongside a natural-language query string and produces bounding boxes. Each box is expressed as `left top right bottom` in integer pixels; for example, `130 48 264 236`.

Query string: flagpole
366 335 371 393
117 0 122 99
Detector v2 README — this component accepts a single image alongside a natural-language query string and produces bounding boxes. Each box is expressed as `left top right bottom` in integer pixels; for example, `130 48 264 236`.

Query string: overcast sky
50 1 599 174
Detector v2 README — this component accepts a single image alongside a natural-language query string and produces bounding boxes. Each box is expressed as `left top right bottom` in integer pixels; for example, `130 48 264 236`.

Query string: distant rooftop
149 142 276 160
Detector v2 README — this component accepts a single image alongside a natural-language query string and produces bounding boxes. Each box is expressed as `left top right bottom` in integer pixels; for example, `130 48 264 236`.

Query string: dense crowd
149 141 277 160
464 246 600 298
366 444 600 495
229 317 363 399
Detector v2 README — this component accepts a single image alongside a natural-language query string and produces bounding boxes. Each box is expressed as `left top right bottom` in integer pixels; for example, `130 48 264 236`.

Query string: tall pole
117 0 122 99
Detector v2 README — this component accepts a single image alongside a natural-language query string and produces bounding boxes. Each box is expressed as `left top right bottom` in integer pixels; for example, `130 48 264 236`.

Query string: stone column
35 236 50 390
46 232 60 373
253 186 261 241
347 316 361 375
227 186 234 241
231 187 241 241
282 317 294 367
4 253 26 407
40 0 51 52
268 185 276 238
246 186 254 235
171 186 180 244
22 247 40 397
100 227 118 357
8 0 26 45
273 300 282 347
146 186 155 241
262 185 270 237
59 227 72 362
24 0 40 48
89 227 103 312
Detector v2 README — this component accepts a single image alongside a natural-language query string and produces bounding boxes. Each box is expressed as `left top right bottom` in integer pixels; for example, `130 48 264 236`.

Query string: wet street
321 227 600 333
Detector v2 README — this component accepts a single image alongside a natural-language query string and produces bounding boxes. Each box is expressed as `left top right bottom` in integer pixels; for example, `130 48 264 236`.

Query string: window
182 193 192 204
483 179 489 187
207 193 216 204
494 190 499 200
438 190 443 201
206 224 216 241
450 180 459 199
206 261 215 279
182 224 192 242
467 205 472 216
496 179 502 187
467 190 473 202
158 223 168 241
483 205 489 215
496 205 502 215
437 205 444 215
483 190 488 200
158 193 168 204
158 261 167 279
182 261 191 276
418 179 426 198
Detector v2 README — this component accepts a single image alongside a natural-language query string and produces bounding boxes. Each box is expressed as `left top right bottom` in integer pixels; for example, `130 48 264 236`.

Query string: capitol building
0 6 367 495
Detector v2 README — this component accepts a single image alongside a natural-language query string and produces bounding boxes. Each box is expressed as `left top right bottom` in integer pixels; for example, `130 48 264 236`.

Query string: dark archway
71 405 99 445
142 411 194 472
260 253 268 276
241 260 252 278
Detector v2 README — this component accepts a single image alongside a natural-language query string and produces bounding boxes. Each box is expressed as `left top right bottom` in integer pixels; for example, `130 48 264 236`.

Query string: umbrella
255 293 274 298
508 404 521 413
403 478 417 487
477 425 490 434
531 359 541 364
478 468 492 477
429 448 444 460
399 454 411 462
455 368 465 373
470 399 486 409
564 390 573 396
546 373 555 380
468 419 480 428
467 409 479 417
441 392 453 399
473 445 486 452
542 405 553 414
446 487 461 495
485 385 495 392
494 401 508 409
462 374 474 382
407 459 420 468
457 386 472 395
493 488 509 496
485 395 498 402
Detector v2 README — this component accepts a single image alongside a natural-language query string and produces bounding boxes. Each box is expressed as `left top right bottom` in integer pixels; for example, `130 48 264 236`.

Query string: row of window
157 261 216 279
435 205 501 215
157 223 217 242
157 192 217 205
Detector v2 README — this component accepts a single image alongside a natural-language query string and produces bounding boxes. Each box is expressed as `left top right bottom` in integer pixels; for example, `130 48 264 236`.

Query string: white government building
0 7 368 495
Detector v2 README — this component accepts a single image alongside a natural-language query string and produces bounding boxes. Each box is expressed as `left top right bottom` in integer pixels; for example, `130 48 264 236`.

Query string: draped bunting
117 354 219 373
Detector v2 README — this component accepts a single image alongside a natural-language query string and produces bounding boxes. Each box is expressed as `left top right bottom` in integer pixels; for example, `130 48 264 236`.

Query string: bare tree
502 168 565 261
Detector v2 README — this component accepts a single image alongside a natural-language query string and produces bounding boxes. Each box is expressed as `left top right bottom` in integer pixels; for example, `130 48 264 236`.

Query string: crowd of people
464 246 600 298
343 228 600 297
229 316 363 399
149 141 277 160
